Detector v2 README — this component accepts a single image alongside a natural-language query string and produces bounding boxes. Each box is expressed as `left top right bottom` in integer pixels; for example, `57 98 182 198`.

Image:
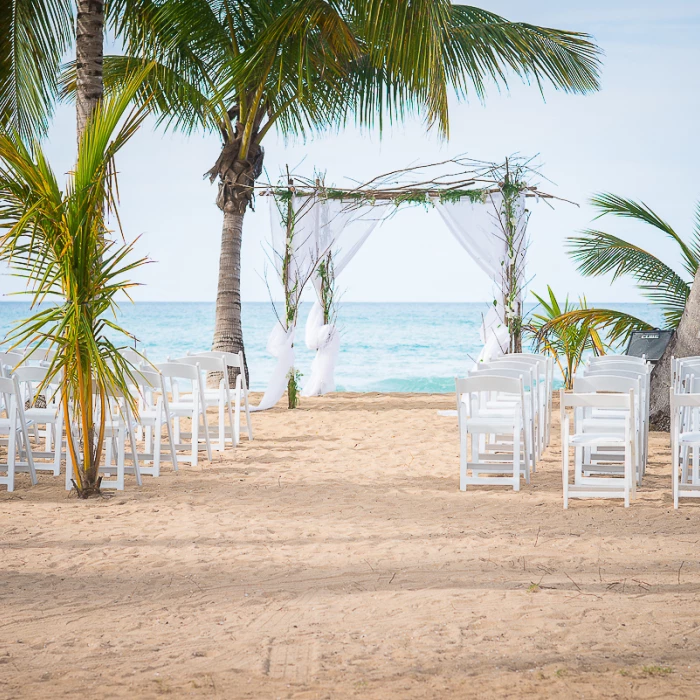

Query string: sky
3 0 700 305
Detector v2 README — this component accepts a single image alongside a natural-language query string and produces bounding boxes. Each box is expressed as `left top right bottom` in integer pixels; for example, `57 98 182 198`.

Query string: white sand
1 392 700 698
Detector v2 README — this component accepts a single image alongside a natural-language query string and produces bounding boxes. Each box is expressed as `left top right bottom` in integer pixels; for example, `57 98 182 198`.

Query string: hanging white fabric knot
252 322 296 411
302 300 340 396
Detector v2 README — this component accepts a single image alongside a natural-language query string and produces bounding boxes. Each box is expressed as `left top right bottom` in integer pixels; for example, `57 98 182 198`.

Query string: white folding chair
573 375 644 486
483 357 547 464
99 389 143 491
0 376 37 491
582 365 651 472
0 351 24 376
157 362 212 466
671 382 700 508
468 365 536 473
171 355 234 452
187 350 253 444
561 388 636 508
13 365 64 476
127 367 178 477
506 353 554 447
456 375 528 491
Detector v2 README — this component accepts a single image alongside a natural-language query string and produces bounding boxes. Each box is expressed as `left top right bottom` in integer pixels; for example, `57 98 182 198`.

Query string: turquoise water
0 302 665 393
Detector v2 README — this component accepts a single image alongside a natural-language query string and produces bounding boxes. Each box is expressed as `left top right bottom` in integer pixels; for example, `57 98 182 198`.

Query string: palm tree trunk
650 265 700 430
207 129 264 386
76 0 104 140
212 206 249 382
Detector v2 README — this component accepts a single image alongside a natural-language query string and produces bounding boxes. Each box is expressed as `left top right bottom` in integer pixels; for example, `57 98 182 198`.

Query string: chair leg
218 385 225 451
673 438 680 510
459 411 467 492
7 426 16 492
53 414 63 476
153 416 162 478
513 420 520 492
191 410 199 467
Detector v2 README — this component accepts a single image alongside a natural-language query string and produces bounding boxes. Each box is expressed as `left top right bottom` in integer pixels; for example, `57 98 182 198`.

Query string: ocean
0 301 665 393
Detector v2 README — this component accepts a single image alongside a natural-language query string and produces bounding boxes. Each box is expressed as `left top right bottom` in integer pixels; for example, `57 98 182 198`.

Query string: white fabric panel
250 323 295 412
436 192 527 364
258 196 386 408
254 195 323 411
302 200 387 397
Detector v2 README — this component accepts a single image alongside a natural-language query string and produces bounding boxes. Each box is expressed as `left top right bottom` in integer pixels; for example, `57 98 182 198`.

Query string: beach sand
2 392 700 698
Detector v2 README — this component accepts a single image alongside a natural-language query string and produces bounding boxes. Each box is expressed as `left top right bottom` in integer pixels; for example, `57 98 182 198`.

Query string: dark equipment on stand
625 330 673 365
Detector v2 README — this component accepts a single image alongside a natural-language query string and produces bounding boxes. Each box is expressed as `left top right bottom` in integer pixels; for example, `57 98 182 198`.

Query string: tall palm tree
0 70 151 496
94 0 602 382
545 193 700 428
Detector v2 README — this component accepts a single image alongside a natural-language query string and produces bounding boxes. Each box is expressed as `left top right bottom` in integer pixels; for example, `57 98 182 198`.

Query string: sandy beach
1 392 700 698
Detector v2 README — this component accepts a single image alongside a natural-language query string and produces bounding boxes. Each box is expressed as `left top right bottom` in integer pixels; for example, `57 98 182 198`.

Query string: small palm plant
525 286 606 389
0 72 150 497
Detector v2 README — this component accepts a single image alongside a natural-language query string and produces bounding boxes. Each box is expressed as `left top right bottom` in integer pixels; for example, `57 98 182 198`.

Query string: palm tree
95 0 602 383
547 193 700 427
1 0 105 143
525 286 605 389
0 71 151 496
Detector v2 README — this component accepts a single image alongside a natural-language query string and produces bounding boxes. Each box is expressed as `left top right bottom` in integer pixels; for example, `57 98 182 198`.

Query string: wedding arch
252 157 570 410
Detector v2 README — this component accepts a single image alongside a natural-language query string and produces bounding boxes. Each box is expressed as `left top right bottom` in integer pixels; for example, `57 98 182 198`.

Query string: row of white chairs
457 353 656 509
0 348 253 492
671 355 700 508
457 353 553 491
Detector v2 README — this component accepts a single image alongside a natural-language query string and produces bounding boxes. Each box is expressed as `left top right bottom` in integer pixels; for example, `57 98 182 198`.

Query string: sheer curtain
253 194 324 411
302 199 387 396
255 195 387 408
256 190 529 409
436 192 528 363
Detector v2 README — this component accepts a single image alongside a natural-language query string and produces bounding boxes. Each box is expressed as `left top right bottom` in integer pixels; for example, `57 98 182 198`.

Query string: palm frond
61 56 223 135
567 229 689 328
0 0 73 142
590 193 698 278
534 307 653 350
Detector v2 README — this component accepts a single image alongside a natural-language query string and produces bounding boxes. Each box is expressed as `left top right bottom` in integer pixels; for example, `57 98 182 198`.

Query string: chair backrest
589 354 647 365
187 350 245 369
0 375 23 422
456 374 523 398
560 387 634 411
121 347 148 369
583 367 647 381
13 365 51 384
671 378 700 410
0 351 24 371
130 367 163 391
172 355 226 374
23 346 57 364
469 366 535 389
574 375 641 396
156 362 200 381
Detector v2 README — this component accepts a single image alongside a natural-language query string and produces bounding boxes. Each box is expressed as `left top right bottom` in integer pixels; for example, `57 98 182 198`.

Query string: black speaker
625 330 673 363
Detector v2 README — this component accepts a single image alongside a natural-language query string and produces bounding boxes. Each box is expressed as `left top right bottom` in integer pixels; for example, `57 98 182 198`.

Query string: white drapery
254 195 386 409
436 191 528 363
302 199 387 396
252 195 326 411
255 189 529 408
